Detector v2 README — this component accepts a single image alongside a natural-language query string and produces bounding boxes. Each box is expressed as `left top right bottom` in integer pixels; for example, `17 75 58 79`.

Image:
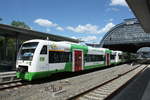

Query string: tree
11 20 31 29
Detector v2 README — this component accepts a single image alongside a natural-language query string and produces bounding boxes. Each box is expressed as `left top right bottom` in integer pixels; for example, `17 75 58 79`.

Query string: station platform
112 66 150 100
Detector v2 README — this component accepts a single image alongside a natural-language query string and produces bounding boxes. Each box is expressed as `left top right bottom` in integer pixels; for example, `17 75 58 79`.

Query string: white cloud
71 36 97 42
106 8 120 12
34 18 57 27
81 36 97 42
34 18 65 31
56 26 64 31
67 23 115 34
71 36 78 39
110 0 128 7
67 24 100 34
98 22 115 33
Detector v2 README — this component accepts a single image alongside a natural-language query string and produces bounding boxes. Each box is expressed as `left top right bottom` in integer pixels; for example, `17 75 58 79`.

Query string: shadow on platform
112 67 150 100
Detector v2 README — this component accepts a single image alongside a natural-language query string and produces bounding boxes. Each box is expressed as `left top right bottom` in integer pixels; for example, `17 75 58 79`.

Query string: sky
0 0 134 43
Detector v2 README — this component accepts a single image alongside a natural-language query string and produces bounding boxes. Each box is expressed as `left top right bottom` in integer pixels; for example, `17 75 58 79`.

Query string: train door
73 50 83 72
39 45 48 71
105 53 110 66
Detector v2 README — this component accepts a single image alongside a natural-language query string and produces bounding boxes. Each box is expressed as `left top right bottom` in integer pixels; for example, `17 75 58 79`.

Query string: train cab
16 40 46 80
16 41 39 73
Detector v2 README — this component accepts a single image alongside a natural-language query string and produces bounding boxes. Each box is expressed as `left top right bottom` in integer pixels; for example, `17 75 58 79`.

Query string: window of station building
49 51 71 63
85 54 103 62
110 55 115 59
40 45 47 54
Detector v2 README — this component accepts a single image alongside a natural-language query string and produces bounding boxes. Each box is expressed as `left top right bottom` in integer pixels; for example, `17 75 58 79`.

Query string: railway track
0 80 29 91
69 64 148 100
0 71 27 91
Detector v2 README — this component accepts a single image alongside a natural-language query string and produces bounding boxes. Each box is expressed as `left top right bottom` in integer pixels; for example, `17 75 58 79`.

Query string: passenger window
40 46 47 54
48 51 71 63
84 54 104 62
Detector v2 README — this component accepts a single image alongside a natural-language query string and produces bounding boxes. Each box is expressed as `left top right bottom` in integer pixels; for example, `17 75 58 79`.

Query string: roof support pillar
4 35 8 61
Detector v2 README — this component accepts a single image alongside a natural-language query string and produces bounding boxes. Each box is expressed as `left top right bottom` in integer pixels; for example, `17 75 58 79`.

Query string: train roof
23 39 112 52
23 39 50 43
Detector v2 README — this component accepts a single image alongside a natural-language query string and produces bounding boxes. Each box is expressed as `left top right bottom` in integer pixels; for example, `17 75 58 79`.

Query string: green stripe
16 62 72 81
110 62 117 65
71 44 88 54
84 64 105 70
65 62 72 72
105 49 111 53
16 69 65 81
16 63 106 81
111 61 122 65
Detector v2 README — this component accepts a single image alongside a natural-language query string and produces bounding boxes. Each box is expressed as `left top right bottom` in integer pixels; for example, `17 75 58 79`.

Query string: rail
69 64 147 100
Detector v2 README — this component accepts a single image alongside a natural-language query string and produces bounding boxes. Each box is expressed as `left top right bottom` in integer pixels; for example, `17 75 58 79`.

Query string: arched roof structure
100 18 150 53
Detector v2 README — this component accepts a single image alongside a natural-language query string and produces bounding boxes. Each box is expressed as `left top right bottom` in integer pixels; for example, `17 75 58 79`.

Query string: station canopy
0 24 79 43
126 0 150 33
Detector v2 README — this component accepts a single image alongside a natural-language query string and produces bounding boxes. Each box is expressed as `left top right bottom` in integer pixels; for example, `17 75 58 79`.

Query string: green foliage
11 20 31 29
0 37 16 61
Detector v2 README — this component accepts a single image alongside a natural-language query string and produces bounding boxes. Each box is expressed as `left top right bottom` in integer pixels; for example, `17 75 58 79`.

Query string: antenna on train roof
46 37 49 40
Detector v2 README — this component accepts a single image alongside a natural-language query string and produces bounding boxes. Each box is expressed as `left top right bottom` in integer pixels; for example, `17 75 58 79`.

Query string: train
16 39 125 81
136 51 150 64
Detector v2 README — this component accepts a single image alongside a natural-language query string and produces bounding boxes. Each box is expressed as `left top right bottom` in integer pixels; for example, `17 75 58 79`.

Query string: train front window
18 42 39 61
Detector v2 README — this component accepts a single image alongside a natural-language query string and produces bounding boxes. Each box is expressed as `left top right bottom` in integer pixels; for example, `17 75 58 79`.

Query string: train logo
51 43 57 49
